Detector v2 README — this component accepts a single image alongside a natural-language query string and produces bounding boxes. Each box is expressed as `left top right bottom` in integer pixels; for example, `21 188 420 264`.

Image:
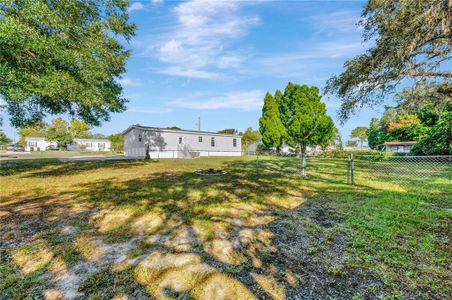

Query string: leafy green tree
330 127 343 150
274 89 283 107
107 133 124 152
0 130 11 145
259 92 286 152
18 122 47 146
240 127 261 150
91 133 106 139
346 140 358 147
0 0 136 127
217 129 238 135
350 126 368 147
367 118 386 149
280 83 334 154
46 117 71 149
166 126 182 130
325 0 450 122
69 119 91 139
412 107 451 155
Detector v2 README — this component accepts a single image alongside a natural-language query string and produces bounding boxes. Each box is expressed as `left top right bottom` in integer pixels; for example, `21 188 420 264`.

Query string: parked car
6 144 25 152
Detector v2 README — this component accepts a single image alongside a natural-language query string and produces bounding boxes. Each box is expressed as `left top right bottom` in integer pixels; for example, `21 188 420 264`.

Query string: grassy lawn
0 156 450 299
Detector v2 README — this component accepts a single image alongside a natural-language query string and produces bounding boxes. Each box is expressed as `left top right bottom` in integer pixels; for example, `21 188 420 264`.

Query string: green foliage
45 117 72 148
68 119 91 139
18 123 47 146
166 126 182 130
107 133 124 152
280 83 334 153
0 0 136 127
350 126 368 147
217 128 238 135
411 109 451 155
0 130 12 145
259 92 286 151
329 127 343 150
240 127 261 150
325 0 450 121
346 140 358 147
367 118 386 149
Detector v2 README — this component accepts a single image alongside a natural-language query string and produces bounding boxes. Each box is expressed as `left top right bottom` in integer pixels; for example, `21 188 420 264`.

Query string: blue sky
3 0 392 142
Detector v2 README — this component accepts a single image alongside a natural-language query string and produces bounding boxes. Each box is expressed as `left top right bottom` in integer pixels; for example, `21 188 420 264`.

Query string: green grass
0 156 450 299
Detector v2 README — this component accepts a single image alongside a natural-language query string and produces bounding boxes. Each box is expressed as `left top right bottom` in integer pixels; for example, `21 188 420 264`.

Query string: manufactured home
25 137 111 151
123 125 242 158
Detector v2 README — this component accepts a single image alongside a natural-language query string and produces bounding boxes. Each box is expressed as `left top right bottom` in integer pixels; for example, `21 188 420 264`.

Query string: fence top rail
354 155 452 159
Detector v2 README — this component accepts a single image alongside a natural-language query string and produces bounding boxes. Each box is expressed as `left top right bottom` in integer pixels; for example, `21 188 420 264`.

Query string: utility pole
196 116 201 131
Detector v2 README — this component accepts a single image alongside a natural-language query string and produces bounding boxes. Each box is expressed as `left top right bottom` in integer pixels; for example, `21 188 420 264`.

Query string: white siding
124 127 242 158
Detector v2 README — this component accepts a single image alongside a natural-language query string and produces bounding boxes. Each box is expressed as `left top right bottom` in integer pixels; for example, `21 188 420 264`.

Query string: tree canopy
217 129 238 135
325 0 451 122
350 126 368 147
0 0 136 127
240 127 261 150
107 133 124 152
280 83 334 153
259 92 285 151
0 130 11 145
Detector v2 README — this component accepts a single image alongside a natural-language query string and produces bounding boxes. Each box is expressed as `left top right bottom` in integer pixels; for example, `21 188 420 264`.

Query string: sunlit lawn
0 156 450 299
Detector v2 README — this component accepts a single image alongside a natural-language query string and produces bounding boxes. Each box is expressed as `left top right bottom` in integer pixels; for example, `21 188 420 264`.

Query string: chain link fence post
300 152 307 178
350 153 355 185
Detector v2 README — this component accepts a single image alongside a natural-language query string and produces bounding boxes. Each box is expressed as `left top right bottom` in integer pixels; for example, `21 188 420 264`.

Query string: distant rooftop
384 141 416 145
122 124 241 137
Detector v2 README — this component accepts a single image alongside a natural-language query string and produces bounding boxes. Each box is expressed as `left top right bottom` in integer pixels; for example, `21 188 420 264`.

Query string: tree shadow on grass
1 157 450 299
0 158 153 177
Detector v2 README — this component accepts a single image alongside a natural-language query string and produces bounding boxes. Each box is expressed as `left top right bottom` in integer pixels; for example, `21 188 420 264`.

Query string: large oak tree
0 0 136 127
325 0 451 122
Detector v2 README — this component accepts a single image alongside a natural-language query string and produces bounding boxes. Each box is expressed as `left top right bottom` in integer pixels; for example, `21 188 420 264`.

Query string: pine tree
259 92 286 152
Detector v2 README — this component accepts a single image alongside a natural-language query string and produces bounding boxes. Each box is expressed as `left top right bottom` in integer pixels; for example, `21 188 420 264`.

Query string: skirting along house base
122 125 242 158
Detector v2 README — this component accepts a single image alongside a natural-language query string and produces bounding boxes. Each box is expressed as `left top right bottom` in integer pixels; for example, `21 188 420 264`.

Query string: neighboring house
25 137 58 151
24 137 111 151
122 125 242 158
384 141 416 153
67 138 111 151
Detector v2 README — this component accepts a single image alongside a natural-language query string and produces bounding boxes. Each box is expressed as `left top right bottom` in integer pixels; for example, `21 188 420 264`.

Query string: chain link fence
252 152 452 189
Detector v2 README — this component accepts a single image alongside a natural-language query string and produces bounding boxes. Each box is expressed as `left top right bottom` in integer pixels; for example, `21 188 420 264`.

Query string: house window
233 138 237 147
179 137 183 144
86 142 93 148
98 143 105 150
138 134 142 142
198 136 202 142
211 137 215 147
28 141 37 148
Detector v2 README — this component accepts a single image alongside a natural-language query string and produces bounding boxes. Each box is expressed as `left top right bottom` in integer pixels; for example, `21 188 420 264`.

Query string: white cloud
169 90 265 111
309 10 362 33
118 77 143 87
150 0 260 79
159 67 220 79
128 2 145 13
152 0 163 4
127 107 172 114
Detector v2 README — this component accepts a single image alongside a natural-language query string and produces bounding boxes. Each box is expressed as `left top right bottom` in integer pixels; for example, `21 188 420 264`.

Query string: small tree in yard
259 92 286 152
0 130 11 145
108 133 124 153
280 83 334 154
240 127 261 150
346 140 358 147
350 126 368 147
279 83 334 177
46 118 72 149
